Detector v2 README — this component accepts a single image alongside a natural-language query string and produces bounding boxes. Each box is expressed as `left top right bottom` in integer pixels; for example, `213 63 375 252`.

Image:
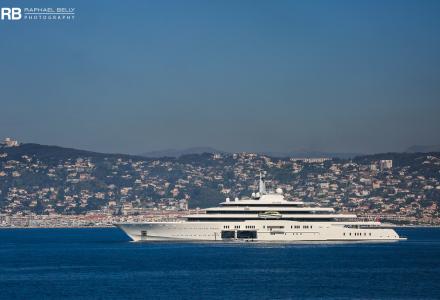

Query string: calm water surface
0 227 439 299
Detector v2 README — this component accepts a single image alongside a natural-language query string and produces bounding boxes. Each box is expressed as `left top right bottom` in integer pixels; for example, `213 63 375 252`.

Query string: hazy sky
1 0 439 154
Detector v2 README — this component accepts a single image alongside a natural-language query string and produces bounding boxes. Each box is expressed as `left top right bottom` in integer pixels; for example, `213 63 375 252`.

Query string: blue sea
0 228 439 299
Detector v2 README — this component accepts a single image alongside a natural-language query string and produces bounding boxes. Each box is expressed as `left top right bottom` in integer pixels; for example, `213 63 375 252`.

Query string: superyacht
117 174 405 242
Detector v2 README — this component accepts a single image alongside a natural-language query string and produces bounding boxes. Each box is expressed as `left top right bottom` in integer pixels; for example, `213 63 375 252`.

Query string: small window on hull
237 230 257 239
221 231 235 239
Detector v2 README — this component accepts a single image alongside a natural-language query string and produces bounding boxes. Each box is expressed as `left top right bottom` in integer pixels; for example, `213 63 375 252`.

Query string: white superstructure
117 174 405 242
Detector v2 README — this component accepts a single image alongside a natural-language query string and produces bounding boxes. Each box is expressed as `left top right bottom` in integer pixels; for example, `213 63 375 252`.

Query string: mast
259 172 266 195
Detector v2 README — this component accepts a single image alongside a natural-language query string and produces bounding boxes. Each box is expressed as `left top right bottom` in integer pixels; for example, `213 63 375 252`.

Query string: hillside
1 143 145 163
0 143 439 224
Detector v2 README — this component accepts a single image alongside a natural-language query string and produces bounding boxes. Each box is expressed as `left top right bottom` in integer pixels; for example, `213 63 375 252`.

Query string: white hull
116 221 404 242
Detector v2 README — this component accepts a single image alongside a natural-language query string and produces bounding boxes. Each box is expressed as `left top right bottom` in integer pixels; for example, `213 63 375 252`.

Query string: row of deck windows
223 225 314 230
207 211 330 214
290 225 312 229
223 225 253 229
344 232 372 236
188 218 334 221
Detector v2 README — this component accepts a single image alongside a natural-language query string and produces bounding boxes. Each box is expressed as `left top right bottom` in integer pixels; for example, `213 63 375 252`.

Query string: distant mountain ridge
139 147 225 158
261 151 362 159
2 143 439 161
405 144 440 153
140 147 361 159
